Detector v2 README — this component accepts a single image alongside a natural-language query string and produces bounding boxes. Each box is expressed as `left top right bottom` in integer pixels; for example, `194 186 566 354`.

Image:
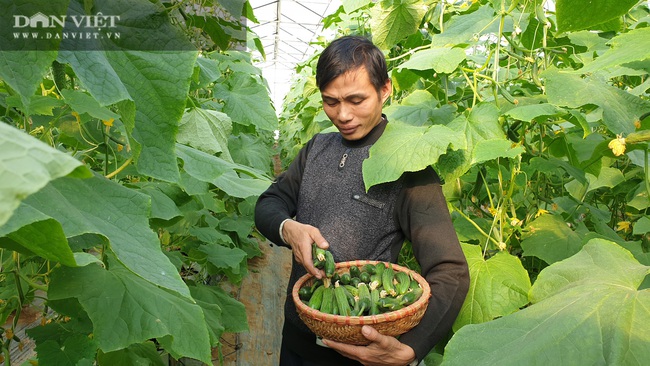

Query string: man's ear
381 78 392 104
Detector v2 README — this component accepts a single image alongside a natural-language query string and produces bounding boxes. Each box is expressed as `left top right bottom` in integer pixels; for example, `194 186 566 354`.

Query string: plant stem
105 157 133 179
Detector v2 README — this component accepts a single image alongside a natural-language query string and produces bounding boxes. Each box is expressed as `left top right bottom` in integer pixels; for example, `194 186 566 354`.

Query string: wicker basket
292 260 431 345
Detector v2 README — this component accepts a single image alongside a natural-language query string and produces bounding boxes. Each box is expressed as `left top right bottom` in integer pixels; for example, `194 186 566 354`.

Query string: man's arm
396 167 470 362
254 140 311 246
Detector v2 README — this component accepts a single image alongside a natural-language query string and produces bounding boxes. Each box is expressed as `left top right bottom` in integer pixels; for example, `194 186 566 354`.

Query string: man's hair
315 35 389 92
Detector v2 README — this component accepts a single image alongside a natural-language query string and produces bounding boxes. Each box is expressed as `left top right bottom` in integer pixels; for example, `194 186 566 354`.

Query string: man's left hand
322 325 416 366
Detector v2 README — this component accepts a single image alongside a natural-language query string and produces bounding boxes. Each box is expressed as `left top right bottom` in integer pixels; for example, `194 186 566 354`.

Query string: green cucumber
324 251 336 278
308 285 325 310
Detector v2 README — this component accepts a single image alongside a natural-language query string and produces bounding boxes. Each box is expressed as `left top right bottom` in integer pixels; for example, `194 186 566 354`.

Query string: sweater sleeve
254 139 314 247
396 167 470 362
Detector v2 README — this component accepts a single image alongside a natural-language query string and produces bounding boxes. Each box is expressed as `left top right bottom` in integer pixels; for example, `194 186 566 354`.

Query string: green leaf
176 144 271 198
453 244 531 331
0 0 68 115
443 240 650 365
57 51 130 106
504 103 565 122
48 259 212 364
5 95 65 116
0 209 75 266
190 283 249 333
27 317 96 366
447 102 505 153
177 108 233 159
521 214 583 264
544 68 650 135
198 242 248 272
370 0 428 50
213 72 278 131
556 0 638 33
432 5 495 47
343 0 372 13
383 90 456 126
60 89 120 122
397 47 466 74
577 27 650 74
472 139 524 164
97 342 166 366
633 216 650 236
229 134 274 172
33 333 97 366
55 0 198 182
213 171 272 198
0 123 91 227
16 175 190 298
138 186 183 221
362 122 466 189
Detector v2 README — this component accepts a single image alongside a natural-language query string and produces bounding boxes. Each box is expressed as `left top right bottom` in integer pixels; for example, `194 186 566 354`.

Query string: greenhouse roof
248 0 341 110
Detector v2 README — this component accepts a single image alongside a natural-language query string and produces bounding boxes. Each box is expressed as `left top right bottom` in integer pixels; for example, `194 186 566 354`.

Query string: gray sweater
255 118 469 363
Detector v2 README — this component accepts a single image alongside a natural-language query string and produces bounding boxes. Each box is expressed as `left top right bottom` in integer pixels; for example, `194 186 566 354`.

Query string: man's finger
361 326 391 347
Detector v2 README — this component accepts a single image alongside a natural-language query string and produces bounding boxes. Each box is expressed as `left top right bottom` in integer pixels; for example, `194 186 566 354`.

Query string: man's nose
338 103 353 122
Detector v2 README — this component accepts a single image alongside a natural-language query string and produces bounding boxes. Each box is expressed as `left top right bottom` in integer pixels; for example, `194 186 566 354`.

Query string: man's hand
322 326 416 366
282 219 329 279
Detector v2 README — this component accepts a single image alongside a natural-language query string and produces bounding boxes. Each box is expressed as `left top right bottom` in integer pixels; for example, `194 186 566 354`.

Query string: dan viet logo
12 12 121 41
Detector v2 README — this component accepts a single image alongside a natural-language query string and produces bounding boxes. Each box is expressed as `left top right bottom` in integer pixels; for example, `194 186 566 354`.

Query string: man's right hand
282 219 329 279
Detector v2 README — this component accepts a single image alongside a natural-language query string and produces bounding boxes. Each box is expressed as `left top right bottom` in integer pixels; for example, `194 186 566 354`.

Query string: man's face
320 66 391 141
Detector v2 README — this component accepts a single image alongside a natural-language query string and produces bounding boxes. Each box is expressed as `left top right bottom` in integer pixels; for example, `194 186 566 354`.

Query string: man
254 35 469 366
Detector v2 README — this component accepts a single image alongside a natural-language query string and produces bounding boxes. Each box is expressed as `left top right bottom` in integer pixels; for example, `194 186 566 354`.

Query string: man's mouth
338 125 358 134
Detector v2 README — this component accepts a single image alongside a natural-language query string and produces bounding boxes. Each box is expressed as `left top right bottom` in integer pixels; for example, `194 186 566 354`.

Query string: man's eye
351 100 363 105
325 101 339 106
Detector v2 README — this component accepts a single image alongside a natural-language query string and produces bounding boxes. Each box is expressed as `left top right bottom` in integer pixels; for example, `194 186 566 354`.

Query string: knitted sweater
254 118 469 364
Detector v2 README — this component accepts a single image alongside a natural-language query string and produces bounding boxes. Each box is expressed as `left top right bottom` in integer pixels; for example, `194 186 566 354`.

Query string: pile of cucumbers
298 244 424 316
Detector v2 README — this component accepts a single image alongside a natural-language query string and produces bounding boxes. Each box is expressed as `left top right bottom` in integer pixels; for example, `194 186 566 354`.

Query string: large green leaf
544 68 650 135
0 123 91 227
504 103 565 122
431 5 495 47
97 342 166 366
369 0 428 50
447 102 505 153
521 214 583 264
48 259 212 364
12 175 190 298
0 206 75 266
556 0 638 33
177 108 233 160
56 0 198 182
213 72 278 131
362 122 466 189
397 47 466 74
190 283 249 333
176 143 271 198
198 242 247 272
453 244 531 331
27 316 96 366
383 90 456 126
0 1 68 115
443 240 650 365
472 139 525 164
577 27 650 74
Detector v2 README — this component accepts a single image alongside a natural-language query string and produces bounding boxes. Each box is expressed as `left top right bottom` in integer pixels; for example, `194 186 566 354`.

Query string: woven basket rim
292 260 431 325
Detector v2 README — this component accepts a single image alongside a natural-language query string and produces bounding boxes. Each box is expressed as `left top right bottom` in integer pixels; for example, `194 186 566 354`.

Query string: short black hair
315 36 389 92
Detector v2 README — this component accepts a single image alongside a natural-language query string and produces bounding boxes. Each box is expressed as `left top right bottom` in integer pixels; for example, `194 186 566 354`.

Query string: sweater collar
341 114 388 148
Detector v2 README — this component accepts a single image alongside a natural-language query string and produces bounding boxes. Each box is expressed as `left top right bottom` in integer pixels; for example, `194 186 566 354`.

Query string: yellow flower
102 118 114 127
608 136 626 156
535 208 548 218
616 221 631 232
